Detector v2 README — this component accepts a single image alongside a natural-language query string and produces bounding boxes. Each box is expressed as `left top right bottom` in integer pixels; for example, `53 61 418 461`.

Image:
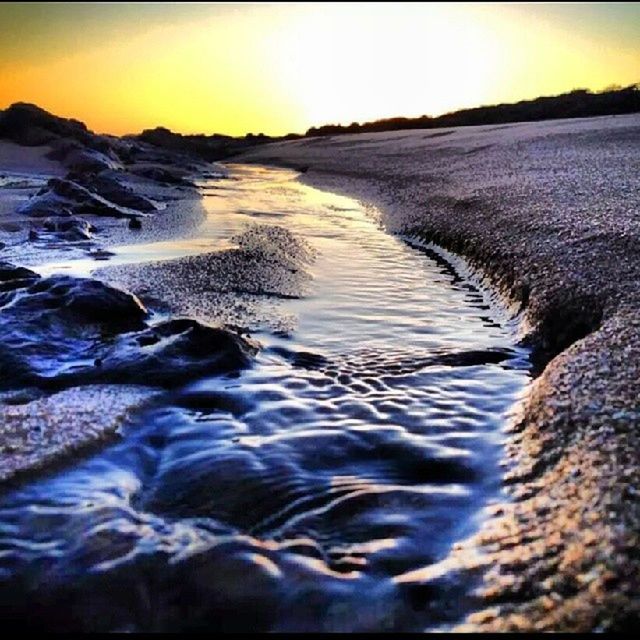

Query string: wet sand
0 130 226 483
1 110 637 630
0 164 531 632
237 114 640 631
0 385 160 485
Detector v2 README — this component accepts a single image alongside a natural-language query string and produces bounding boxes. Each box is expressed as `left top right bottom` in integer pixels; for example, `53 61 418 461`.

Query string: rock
17 189 73 217
25 275 148 324
18 178 129 219
70 172 157 212
47 177 95 200
42 216 96 241
0 103 125 164
45 137 84 161
0 261 39 282
0 222 21 233
0 277 40 293
0 103 92 147
128 217 142 230
0 273 257 391
130 165 195 187
87 249 115 260
0 275 146 388
76 318 258 388
61 148 121 173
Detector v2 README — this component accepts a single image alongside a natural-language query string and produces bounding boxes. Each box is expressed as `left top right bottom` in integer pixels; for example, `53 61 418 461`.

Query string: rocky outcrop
129 165 196 188
0 264 257 391
69 172 157 212
18 177 139 219
0 103 95 148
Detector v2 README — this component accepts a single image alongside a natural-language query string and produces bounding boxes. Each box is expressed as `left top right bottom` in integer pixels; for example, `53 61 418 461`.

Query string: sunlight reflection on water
0 164 530 631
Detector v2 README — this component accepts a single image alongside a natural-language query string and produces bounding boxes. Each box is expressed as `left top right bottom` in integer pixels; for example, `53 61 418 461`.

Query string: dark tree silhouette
305 84 640 138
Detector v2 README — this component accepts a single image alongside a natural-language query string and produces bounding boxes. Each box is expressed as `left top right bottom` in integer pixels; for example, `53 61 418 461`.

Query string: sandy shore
237 114 640 631
0 141 207 268
1 105 638 629
0 120 223 484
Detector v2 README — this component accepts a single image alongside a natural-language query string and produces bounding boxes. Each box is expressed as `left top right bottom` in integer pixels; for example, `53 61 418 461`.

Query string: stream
0 164 531 631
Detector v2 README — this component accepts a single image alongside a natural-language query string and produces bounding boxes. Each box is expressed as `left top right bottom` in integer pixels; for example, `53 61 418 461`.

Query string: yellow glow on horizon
0 3 638 136
1 8 300 135
266 4 504 125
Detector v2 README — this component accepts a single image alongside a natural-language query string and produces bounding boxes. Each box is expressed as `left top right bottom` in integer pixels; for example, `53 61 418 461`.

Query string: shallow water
0 165 530 631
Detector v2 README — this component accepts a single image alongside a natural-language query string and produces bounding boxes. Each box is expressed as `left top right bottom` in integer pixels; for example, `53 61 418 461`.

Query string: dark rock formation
20 275 148 325
129 165 195 188
83 318 257 387
60 147 121 173
0 103 92 147
69 172 157 212
0 103 120 159
19 178 132 219
0 261 39 283
42 216 95 241
0 264 257 391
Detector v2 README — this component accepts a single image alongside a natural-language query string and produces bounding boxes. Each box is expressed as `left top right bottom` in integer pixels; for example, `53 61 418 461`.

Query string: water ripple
0 164 530 631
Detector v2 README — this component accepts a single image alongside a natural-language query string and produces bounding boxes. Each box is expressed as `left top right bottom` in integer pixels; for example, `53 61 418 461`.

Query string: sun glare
268 4 503 125
0 2 638 135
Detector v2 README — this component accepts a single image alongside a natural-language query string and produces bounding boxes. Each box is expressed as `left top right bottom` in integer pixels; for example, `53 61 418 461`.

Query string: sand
0 385 160 485
0 137 210 483
1 112 638 630
0 141 66 177
236 113 640 631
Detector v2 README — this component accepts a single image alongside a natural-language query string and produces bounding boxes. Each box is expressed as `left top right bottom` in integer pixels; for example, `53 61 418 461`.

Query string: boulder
24 275 148 325
42 216 95 241
70 172 157 212
19 178 130 219
61 148 121 173
0 261 39 282
130 165 195 188
82 318 258 387
0 271 257 391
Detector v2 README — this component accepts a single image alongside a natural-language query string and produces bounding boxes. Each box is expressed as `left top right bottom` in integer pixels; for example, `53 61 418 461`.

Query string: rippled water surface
0 165 530 631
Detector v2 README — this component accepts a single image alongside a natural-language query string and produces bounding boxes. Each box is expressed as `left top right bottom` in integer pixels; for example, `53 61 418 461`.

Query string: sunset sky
1 2 639 136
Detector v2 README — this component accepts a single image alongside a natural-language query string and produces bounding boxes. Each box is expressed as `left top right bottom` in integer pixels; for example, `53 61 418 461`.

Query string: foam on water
0 165 530 631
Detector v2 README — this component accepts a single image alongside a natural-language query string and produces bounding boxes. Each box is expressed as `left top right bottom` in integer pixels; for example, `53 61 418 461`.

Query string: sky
0 2 639 136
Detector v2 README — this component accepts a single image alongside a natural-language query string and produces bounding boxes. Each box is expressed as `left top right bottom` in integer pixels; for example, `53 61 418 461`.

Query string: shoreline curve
235 114 640 631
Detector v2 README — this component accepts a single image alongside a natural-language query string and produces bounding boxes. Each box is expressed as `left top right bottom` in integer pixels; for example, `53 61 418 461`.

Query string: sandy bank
0 125 223 482
0 140 207 268
95 223 316 335
236 114 640 631
0 385 160 486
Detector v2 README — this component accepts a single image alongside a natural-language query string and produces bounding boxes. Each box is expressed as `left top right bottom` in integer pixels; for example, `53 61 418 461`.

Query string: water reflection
0 165 530 631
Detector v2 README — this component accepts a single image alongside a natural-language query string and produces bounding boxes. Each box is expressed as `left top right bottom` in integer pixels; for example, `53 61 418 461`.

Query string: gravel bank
236 114 640 631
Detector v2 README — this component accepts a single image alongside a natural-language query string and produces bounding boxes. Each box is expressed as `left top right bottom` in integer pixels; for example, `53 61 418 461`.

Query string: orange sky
1 2 639 136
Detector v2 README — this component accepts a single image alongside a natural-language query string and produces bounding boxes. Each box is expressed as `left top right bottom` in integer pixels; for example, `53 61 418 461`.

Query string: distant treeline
305 84 640 137
134 127 291 162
